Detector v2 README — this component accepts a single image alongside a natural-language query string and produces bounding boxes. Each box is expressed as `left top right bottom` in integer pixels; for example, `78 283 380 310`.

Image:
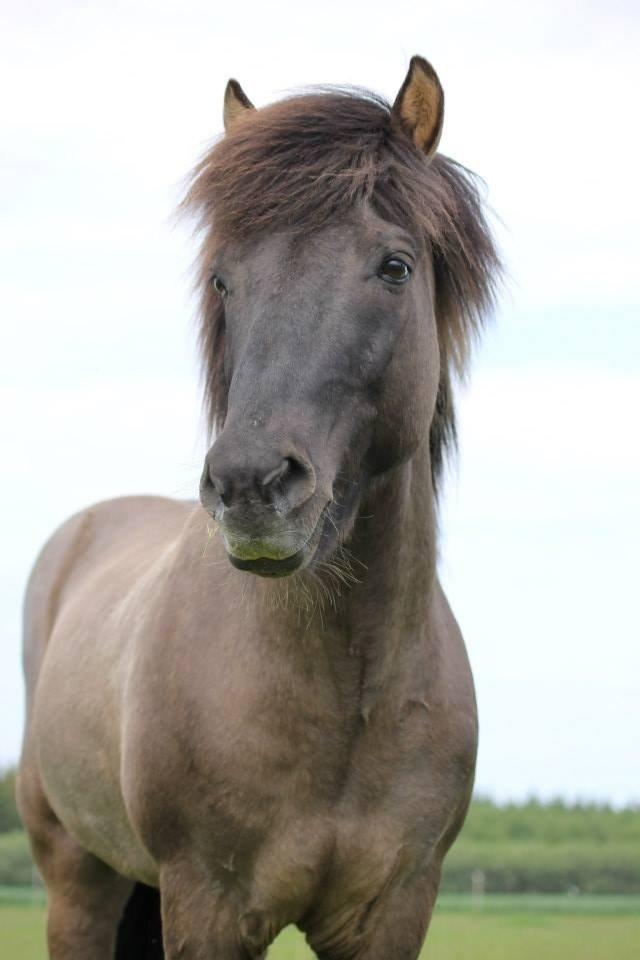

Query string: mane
182 87 501 493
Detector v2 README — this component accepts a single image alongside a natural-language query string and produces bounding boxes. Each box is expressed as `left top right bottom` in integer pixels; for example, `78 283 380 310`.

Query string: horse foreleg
356 865 441 960
17 766 132 959
307 863 441 960
45 864 132 960
159 859 268 960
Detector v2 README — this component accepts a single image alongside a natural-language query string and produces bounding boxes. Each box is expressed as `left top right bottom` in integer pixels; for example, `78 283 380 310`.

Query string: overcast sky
1 1 638 805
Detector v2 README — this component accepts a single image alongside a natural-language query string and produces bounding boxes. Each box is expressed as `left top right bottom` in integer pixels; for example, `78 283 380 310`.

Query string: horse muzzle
200 432 329 577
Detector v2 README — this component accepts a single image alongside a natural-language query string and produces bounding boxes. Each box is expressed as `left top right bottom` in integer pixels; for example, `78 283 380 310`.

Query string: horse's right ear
392 56 444 158
223 79 255 131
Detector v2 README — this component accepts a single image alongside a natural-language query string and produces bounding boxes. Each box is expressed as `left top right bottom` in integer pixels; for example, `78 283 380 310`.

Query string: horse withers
18 56 500 959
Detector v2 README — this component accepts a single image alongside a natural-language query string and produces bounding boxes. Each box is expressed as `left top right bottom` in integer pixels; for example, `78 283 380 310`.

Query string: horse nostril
200 459 229 509
202 444 316 515
261 455 315 511
260 459 290 490
210 474 235 509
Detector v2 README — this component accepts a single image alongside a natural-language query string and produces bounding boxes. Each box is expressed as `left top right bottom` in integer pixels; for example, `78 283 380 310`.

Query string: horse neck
341 438 437 651
254 437 438 688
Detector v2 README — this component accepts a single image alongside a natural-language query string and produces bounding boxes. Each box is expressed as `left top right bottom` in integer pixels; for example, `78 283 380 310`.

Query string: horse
17 55 500 959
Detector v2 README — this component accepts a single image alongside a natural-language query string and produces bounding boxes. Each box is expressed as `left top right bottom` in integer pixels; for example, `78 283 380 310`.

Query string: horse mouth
229 547 308 578
227 508 327 578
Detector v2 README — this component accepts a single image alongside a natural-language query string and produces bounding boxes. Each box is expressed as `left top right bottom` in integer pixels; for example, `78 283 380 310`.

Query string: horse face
200 207 440 577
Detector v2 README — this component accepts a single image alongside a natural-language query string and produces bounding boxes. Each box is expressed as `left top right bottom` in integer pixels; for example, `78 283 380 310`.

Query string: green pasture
2 889 639 960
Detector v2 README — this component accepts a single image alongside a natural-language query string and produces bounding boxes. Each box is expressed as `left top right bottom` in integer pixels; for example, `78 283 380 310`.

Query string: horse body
18 57 498 959
25 496 188 888
23 472 475 956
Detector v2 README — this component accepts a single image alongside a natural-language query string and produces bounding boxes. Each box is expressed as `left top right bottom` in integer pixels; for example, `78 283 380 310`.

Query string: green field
2 889 639 960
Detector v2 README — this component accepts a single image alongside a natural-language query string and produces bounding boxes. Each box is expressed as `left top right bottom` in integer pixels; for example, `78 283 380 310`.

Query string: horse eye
212 275 228 298
379 258 412 284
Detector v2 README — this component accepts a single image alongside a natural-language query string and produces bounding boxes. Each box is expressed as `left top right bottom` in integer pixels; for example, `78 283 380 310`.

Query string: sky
1 1 638 805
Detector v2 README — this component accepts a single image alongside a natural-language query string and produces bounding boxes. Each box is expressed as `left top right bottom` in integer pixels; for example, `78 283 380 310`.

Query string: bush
442 839 640 894
441 800 640 896
458 796 640 847
0 768 22 833
0 831 36 886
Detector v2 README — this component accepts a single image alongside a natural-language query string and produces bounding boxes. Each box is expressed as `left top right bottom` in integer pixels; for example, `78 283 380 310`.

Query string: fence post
471 868 485 911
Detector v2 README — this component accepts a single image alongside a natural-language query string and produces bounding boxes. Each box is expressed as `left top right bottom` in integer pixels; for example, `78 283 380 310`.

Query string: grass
1 889 639 959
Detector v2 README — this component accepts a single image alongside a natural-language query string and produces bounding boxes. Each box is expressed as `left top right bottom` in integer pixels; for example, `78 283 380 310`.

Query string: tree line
441 797 640 894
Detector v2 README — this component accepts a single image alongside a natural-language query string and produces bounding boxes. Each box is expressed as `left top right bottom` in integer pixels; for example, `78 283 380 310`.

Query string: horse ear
392 56 444 158
223 79 255 131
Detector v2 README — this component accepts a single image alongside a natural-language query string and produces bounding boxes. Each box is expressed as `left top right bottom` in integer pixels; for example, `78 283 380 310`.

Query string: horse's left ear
223 79 255 131
392 56 444 158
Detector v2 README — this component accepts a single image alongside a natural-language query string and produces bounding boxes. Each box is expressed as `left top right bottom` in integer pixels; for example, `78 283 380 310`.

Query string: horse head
186 58 498 576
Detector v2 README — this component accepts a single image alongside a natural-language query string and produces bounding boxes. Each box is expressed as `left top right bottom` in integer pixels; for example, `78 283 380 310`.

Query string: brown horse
17 56 500 959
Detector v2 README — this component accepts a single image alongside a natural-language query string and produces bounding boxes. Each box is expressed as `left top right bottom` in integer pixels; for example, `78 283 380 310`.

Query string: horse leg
17 765 132 959
361 868 441 960
308 863 441 960
46 863 133 960
159 860 267 960
357 864 442 960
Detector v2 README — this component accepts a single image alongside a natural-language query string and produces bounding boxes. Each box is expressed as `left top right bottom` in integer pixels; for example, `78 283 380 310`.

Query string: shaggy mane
182 88 501 492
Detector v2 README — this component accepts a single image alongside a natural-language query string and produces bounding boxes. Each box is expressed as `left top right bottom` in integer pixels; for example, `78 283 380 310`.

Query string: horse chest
129 626 452 933
242 806 417 930
177 689 436 923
